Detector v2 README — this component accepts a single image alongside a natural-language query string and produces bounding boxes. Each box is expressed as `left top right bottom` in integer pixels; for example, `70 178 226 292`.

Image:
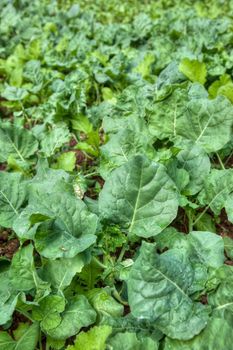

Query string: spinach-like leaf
99 155 178 237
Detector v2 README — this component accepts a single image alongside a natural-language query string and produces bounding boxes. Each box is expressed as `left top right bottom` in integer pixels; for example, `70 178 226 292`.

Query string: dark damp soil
224 154 233 168
216 209 233 239
0 230 20 259
172 208 189 233
0 163 7 171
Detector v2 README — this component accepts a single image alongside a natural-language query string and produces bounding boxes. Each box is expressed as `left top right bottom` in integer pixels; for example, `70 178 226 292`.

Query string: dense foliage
1 0 233 349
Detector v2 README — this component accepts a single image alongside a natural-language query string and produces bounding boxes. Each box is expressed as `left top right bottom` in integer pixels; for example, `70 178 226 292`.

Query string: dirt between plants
0 230 19 259
216 209 233 239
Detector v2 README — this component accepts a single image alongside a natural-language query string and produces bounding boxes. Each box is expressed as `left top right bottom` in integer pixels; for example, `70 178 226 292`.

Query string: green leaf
176 140 211 195
46 295 96 340
188 231 224 268
40 253 89 291
32 295 65 331
40 124 70 157
0 124 38 162
208 74 233 103
67 325 112 350
71 114 93 134
99 155 178 238
0 172 27 228
10 244 39 291
54 151 76 172
107 332 158 350
100 129 154 176
149 84 233 153
1 86 28 101
14 190 97 259
179 58 207 84
198 169 233 215
127 242 209 340
194 213 216 233
0 322 39 350
164 318 233 350
87 288 124 320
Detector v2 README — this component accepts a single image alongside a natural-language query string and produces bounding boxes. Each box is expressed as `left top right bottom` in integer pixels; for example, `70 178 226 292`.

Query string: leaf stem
193 207 208 227
16 308 34 322
216 152 225 170
112 286 129 306
117 243 128 263
92 256 107 269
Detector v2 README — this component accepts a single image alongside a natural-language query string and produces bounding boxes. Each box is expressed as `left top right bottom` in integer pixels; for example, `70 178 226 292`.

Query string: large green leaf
46 295 96 340
0 172 27 228
32 295 66 331
198 169 233 215
40 253 90 291
0 322 39 350
67 325 112 350
176 140 211 195
100 128 154 176
127 242 209 340
14 190 97 259
40 124 70 157
149 84 233 152
0 124 38 162
164 318 233 350
107 332 158 350
99 155 178 237
187 231 224 268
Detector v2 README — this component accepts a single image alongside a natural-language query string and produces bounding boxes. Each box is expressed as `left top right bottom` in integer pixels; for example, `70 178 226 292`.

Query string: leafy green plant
1 0 233 349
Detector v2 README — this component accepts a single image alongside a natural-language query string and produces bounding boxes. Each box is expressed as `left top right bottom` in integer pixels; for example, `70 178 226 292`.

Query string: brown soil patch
0 230 20 259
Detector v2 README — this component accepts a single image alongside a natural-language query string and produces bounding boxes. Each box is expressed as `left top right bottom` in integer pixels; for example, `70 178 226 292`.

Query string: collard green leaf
67 325 112 350
0 322 39 350
107 332 158 350
100 128 154 175
46 295 96 340
32 295 65 331
179 58 207 84
40 253 90 291
10 244 39 291
0 124 38 162
87 288 124 321
40 124 70 157
198 169 233 215
99 155 178 237
14 190 97 258
127 242 209 340
164 318 233 350
0 172 27 228
188 231 224 268
149 84 233 152
176 140 211 195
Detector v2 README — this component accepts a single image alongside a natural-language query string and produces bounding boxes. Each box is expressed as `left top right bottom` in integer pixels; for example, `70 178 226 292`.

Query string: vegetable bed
1 0 233 349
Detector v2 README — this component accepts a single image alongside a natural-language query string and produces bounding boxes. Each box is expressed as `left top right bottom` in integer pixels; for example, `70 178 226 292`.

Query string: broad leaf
127 242 209 340
67 325 112 350
0 322 39 350
149 84 233 152
0 124 38 162
198 169 233 215
0 172 27 228
99 155 178 237
46 295 96 340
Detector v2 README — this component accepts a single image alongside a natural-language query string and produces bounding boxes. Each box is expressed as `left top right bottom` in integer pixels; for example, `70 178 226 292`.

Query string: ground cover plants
1 0 233 349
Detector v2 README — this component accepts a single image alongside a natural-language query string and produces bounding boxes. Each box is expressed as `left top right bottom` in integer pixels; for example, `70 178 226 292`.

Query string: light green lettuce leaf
67 325 112 350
